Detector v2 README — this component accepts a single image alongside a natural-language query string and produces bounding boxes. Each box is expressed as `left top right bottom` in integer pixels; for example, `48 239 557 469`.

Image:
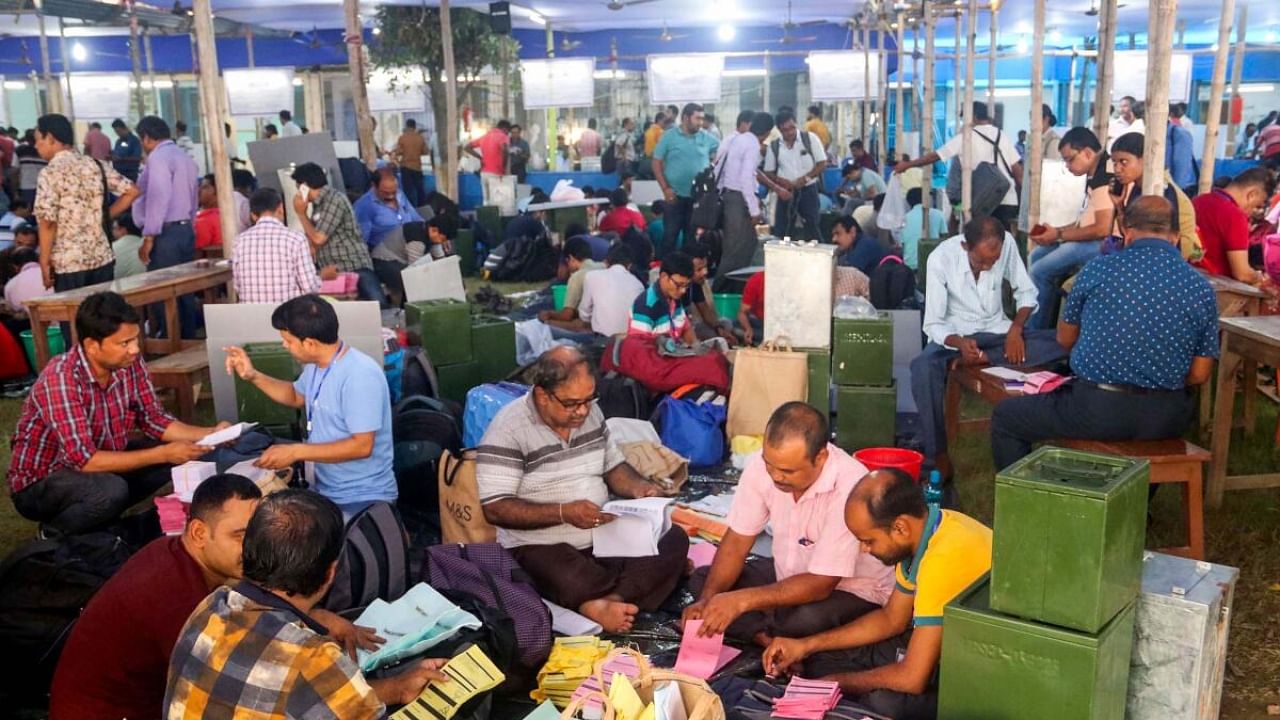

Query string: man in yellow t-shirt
644 112 669 158
806 105 832 150
763 468 992 720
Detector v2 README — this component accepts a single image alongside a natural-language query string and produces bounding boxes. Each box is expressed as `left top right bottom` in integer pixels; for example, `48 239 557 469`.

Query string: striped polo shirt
628 284 689 339
476 394 625 550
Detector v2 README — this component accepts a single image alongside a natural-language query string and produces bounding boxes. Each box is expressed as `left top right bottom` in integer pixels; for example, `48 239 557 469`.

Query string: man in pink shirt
684 402 894 646
466 120 510 206
83 122 113 162
575 118 603 159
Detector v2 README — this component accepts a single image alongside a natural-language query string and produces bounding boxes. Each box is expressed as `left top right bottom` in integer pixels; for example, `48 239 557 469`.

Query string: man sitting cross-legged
477 346 689 633
684 402 894 647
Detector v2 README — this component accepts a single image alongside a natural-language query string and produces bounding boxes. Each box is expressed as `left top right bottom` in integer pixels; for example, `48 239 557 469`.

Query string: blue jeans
353 267 389 308
147 221 198 339
1027 240 1101 330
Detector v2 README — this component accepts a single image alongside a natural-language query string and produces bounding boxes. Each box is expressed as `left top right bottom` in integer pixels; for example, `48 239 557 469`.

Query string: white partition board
520 58 596 109
1111 51 1192 104
205 302 384 423
224 68 296 118
67 74 132 120
647 54 725 105
247 133 345 196
808 51 882 101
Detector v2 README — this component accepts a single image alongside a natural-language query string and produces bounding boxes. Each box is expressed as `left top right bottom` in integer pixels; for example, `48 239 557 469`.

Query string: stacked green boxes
939 447 1147 718
548 205 589 237
938 576 1136 720
471 315 518 384
405 299 473 367
435 361 481 404
802 348 831 417
831 312 895 451
454 228 476 277
235 343 301 438
991 447 1149 633
917 238 942 289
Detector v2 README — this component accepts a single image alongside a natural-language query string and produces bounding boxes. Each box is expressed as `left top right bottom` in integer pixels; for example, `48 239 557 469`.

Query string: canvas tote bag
725 337 809 439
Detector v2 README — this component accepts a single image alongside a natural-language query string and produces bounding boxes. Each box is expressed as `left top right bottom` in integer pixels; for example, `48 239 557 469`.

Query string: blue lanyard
306 342 344 433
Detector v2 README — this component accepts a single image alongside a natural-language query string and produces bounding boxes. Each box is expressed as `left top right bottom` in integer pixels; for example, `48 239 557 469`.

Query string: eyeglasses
667 277 691 292
550 390 598 411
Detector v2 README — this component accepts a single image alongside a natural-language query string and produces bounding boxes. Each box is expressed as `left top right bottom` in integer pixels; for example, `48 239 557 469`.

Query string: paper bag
438 449 498 545
401 254 466 304
725 338 809 439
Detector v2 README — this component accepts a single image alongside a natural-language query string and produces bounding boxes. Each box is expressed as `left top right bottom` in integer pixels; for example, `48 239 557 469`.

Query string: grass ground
1 283 1276 715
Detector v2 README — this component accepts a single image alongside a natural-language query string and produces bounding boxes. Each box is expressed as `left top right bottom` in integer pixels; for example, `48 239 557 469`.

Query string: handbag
690 140 731 231
725 337 809 439
438 449 498 545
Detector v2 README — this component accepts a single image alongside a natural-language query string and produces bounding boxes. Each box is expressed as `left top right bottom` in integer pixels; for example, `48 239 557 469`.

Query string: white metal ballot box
763 240 835 350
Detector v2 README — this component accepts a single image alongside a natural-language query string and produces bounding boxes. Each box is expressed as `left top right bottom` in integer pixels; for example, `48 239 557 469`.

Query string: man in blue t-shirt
225 295 396 517
653 103 719 258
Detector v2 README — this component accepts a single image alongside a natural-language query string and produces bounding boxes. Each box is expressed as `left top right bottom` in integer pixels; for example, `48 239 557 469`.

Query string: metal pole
35 2 59 115
1066 50 1077 127
57 18 74 120
861 21 870 141
192 0 238 262
922 0 936 241
763 51 772 113
1092 0 1118 142
440 0 460 200
987 0 998 113
345 0 377 170
1200 0 1236 193
1028 0 1045 229
1141 0 1176 198
962 0 976 221
1224 3 1247 157
128 5 146 119
953 10 961 132
877 24 888 167
913 19 922 148
894 11 905 162
144 30 160 116
245 29 264 139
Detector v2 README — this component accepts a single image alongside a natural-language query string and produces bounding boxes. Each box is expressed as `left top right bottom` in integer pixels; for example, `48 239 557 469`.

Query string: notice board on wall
368 68 428 112
808 51 882 101
1111 51 1192 104
520 58 596 109
224 68 296 117
67 74 132 120
646 54 724 105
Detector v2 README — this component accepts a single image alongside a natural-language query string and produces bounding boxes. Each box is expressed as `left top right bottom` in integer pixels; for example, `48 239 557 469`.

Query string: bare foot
579 598 639 633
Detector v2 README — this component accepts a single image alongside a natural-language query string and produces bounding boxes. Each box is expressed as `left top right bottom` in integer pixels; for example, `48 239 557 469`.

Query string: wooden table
1207 316 1280 508
24 260 233 370
1199 274 1269 432
944 364 1024 444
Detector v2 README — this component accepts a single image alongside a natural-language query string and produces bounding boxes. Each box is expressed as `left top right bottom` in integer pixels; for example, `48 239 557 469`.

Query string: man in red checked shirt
7 292 227 537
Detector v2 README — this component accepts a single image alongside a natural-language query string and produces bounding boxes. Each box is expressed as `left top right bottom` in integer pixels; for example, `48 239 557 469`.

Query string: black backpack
401 346 442 401
596 371 653 420
945 128 1013 218
393 395 463 512
601 137 618 174
489 235 558 282
323 502 411 614
870 255 918 310
0 532 134 696
619 225 654 286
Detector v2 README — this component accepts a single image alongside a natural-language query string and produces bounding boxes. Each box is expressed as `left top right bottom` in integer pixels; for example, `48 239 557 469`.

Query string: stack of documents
671 507 729 543
593 497 673 558
532 636 616 708
196 422 257 447
354 583 482 672
568 652 644 712
672 620 741 680
771 678 841 720
171 461 217 501
154 494 188 535
389 644 504 720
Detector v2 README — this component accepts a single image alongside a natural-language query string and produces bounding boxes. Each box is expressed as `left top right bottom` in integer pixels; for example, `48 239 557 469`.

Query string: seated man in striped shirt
629 251 699 347
231 188 325 304
476 346 689 633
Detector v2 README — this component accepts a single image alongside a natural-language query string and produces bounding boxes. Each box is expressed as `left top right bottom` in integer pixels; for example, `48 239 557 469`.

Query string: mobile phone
1030 223 1048 236
297 183 311 200
1109 179 1124 196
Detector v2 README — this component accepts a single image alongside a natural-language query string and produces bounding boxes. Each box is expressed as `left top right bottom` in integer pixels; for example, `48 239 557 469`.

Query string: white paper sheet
543 599 604 636
654 682 688 720
196 422 258 448
980 367 1029 383
592 497 673 558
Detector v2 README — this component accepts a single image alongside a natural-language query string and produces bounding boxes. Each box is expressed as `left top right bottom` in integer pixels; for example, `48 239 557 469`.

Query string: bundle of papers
154 494 188 535
196 422 257 448
673 620 741 680
592 497 673 558
771 678 841 720
354 583 482 672
1022 370 1069 395
687 541 717 569
171 461 217 502
532 636 616 708
681 493 735 518
671 507 729 543
568 652 644 713
389 644 504 720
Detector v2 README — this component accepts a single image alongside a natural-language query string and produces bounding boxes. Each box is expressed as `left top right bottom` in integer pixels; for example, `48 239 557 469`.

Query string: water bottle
924 469 945 508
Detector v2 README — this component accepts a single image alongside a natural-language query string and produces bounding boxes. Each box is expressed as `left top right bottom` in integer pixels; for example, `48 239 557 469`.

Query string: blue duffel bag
463 382 529 448
653 393 726 468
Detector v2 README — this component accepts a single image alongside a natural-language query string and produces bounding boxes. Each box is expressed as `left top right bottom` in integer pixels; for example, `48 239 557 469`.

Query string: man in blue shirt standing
224 295 396 519
111 118 142 182
353 168 424 307
1166 104 1198 192
653 103 718 259
990 196 1219 469
133 116 200 338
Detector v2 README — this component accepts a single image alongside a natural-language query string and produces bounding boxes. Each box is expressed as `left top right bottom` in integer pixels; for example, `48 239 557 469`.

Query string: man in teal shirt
653 103 718 258
899 187 948 270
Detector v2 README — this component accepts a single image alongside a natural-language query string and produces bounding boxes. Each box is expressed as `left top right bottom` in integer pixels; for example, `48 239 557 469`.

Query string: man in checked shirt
7 292 229 537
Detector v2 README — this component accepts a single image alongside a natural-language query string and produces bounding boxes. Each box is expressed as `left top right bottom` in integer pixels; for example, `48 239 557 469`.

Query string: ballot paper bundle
568 652 644 713
154 494 189 535
771 678 841 720
532 636 616 708
670 507 729 544
354 583 482 672
592 497 674 558
171 461 217 501
389 644 505 720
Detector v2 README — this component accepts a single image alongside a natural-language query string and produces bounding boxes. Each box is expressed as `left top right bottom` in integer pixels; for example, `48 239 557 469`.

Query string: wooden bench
1053 438 1209 561
148 343 210 423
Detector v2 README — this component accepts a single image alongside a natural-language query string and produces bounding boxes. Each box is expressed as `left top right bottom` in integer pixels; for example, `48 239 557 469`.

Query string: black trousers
687 557 881 644
804 632 938 720
991 380 1197 471
773 184 824 242
11 457 173 535
401 167 426 209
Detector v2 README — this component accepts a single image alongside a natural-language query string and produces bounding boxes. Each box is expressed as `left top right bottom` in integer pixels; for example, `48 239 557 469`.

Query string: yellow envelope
608 672 646 720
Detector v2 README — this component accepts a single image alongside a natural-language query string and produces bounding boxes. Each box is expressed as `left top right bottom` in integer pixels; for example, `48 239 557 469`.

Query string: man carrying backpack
764 110 829 242
895 102 1023 233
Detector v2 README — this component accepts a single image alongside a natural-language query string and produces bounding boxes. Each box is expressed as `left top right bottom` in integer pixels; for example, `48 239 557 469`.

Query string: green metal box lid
833 311 892 328
996 447 1149 500
947 574 1136 649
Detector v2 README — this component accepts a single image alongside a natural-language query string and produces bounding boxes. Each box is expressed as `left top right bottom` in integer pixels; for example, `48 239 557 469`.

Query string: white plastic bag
549 179 585 203
514 319 559 365
877 174 908 231
834 295 877 319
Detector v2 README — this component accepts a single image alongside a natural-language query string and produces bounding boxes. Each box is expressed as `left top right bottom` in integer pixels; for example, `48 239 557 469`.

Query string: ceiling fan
606 0 662 10
639 20 689 42
1084 0 1126 16
755 3 821 45
560 33 582 51
781 0 824 31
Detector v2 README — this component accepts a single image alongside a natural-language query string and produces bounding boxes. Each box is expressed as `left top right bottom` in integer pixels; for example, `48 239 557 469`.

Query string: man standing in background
653 103 719 259
110 119 142 182
133 116 200 338
508 124 531 183
393 119 428 209
466 120 511 206
83 122 112 162
576 119 603 160
806 105 832 150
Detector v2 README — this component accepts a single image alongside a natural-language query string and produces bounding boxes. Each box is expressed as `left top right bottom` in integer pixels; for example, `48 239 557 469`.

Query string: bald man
762 468 992 720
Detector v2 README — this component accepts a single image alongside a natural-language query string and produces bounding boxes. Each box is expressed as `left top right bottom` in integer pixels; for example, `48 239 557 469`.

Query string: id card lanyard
306 342 345 435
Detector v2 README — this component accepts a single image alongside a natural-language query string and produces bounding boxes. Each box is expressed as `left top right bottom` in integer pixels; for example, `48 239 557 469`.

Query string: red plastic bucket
854 448 925 481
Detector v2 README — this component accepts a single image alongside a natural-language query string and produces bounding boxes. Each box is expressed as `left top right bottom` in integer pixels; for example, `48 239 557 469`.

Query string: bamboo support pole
1224 4 1247 157
1141 0 1177 198
922 0 936 241
191 0 239 262
345 0 378 171
440 0 461 200
1028 0 1045 229
1200 0 1236 194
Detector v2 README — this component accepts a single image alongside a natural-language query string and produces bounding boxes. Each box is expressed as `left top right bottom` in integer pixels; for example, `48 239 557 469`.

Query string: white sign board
224 68 296 117
367 68 428 112
67 74 132 120
808 51 882 101
1111 51 1192 104
647 54 724 105
520 58 596 109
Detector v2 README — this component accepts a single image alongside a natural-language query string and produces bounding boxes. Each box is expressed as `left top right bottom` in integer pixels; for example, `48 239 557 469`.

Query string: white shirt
578 264 644 337
764 131 827 186
936 124 1021 207
922 233 1038 347
4 262 50 313
281 121 303 138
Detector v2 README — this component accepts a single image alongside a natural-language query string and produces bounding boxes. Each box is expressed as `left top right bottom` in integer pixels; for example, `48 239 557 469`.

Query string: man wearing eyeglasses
629 251 699 347
475 346 688 635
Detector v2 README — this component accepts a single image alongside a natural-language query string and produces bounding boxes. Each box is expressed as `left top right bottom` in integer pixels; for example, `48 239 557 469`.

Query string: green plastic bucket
20 326 66 369
713 293 742 320
552 284 567 310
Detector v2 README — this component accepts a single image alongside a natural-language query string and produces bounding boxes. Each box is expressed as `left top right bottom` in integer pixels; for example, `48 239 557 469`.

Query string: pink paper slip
771 677 841 720
673 620 741 679
687 542 717 569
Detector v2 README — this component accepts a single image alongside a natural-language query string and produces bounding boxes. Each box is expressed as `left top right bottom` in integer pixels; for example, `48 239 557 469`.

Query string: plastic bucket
552 284 567 310
20 326 65 369
854 447 925 481
714 293 742 320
